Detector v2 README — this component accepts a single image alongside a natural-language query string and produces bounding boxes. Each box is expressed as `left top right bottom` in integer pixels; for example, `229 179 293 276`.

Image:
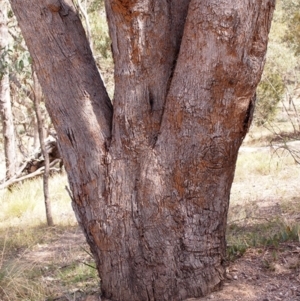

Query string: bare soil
11 226 299 301
198 244 300 301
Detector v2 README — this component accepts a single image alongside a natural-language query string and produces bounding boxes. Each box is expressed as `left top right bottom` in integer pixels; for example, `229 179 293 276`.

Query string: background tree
1 4 53 183
0 0 16 180
32 69 54 226
0 7 59 184
9 0 275 300
76 0 94 53
282 0 300 56
254 0 300 127
252 0 300 164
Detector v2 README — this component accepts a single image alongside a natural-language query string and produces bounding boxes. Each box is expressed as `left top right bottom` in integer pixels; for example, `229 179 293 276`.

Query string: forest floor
2 225 300 301
205 138 300 301
197 243 300 301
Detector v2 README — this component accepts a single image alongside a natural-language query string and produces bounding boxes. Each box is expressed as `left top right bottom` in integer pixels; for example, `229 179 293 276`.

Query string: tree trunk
9 0 275 300
76 0 93 53
0 0 17 180
32 69 54 226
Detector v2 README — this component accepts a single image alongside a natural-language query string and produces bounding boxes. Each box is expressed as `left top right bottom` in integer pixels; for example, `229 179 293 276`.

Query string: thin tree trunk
0 0 16 180
76 0 93 53
32 69 54 226
9 0 275 300
9 73 41 150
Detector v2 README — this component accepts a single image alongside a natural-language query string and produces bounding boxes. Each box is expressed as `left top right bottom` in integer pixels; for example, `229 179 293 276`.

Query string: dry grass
227 146 300 260
0 174 99 301
0 173 76 229
0 225 99 301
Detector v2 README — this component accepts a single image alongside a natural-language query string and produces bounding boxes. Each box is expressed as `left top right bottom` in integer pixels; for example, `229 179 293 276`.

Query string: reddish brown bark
9 0 275 300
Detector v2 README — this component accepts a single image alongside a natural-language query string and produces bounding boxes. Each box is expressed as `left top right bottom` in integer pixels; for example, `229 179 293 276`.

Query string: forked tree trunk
0 0 17 180
9 0 275 300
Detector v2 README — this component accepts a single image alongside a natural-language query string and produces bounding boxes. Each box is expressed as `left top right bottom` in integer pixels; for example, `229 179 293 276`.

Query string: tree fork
9 0 275 300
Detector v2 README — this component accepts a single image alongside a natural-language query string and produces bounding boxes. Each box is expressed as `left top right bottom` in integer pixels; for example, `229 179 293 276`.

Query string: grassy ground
0 175 99 301
228 149 300 260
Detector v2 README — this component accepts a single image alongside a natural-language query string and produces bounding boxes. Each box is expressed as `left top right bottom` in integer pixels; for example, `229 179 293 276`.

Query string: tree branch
10 0 113 194
0 159 61 190
157 0 275 152
106 0 191 151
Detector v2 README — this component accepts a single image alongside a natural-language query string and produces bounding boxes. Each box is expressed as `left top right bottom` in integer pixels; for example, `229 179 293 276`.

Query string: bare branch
0 159 61 190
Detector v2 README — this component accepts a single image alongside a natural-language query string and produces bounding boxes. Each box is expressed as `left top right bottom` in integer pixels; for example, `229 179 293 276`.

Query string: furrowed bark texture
10 0 275 300
0 0 17 179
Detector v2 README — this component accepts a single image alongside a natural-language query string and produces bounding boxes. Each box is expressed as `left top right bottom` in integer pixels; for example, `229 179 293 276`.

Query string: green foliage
90 11 112 59
1 10 32 78
227 220 300 261
57 261 97 286
73 0 114 98
256 71 285 125
75 0 111 59
283 11 300 55
0 42 31 80
14 51 31 74
254 1 300 125
87 0 105 14
281 0 300 56
0 47 12 79
226 244 247 261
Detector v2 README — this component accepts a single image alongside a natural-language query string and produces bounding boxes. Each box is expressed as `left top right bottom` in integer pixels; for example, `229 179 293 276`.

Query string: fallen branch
0 159 61 190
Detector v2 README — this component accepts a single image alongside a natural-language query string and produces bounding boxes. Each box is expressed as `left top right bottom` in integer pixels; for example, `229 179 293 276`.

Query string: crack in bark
243 92 256 136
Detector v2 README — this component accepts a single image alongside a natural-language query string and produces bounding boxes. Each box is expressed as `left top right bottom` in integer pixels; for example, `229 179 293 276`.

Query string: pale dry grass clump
0 173 76 229
0 225 98 301
0 252 51 301
232 148 300 204
227 147 300 260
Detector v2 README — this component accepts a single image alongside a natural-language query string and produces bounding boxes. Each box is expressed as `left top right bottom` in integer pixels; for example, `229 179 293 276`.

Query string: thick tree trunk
9 0 275 300
0 0 17 180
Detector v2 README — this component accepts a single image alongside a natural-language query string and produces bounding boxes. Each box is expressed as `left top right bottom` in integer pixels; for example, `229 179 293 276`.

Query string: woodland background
0 0 300 300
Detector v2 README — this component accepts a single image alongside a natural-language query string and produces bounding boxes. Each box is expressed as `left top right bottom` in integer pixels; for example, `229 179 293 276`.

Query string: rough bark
0 0 17 179
9 0 275 300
